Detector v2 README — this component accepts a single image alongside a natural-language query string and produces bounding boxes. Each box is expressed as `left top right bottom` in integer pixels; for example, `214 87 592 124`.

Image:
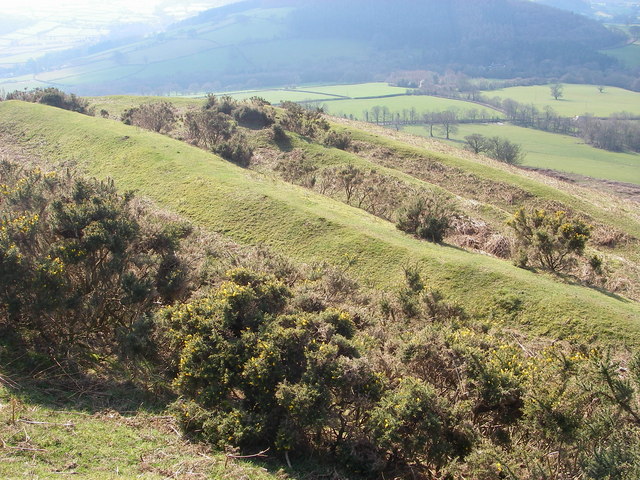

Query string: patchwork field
299 82 408 97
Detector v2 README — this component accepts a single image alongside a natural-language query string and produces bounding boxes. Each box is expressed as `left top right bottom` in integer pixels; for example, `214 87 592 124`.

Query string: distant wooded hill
285 0 624 76
1 0 629 95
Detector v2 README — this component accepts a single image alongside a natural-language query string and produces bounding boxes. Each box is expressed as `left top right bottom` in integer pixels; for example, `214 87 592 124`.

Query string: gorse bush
508 207 591 272
164 269 385 461
214 133 253 167
0 161 191 356
164 268 478 474
161 265 640 477
322 130 352 150
396 191 457 243
232 104 274 129
121 102 176 133
280 101 330 138
184 110 235 149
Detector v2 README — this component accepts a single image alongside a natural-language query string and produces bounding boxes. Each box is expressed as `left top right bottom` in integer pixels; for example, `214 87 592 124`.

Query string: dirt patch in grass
523 166 640 203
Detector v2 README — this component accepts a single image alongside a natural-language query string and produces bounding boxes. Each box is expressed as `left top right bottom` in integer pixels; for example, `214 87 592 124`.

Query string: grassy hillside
0 382 287 479
336 119 640 238
1 100 639 348
482 84 640 116
403 122 640 185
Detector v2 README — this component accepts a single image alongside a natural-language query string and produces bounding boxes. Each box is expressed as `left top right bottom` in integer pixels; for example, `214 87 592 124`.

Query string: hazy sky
2 0 160 16
0 0 236 19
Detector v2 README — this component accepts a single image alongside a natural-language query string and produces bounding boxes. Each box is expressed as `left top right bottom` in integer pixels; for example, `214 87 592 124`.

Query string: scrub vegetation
1 84 639 478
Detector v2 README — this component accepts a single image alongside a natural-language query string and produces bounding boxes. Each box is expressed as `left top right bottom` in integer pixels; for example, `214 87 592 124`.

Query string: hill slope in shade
0 100 639 347
0 0 625 95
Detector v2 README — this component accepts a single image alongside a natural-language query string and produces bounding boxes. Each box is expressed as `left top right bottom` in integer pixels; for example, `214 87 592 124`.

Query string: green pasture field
302 82 409 98
2 101 639 347
322 96 504 120
603 43 640 69
482 84 640 117
403 123 640 185
220 89 339 104
0 75 46 92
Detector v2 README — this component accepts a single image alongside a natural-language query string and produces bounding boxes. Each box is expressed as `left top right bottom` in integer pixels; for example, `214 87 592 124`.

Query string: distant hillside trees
467 94 640 154
288 0 625 82
438 110 459 140
360 105 499 128
464 134 487 154
577 114 640 153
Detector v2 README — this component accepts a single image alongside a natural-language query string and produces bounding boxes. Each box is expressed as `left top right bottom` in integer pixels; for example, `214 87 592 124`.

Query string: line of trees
494 96 640 153
356 106 500 129
577 114 640 153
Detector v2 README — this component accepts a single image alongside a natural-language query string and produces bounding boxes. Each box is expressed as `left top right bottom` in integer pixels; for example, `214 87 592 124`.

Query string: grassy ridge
86 85 639 185
339 120 640 240
1 101 639 347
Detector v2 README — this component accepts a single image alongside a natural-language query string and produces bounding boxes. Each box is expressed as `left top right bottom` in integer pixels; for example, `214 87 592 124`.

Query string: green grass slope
0 383 285 479
1 101 639 347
